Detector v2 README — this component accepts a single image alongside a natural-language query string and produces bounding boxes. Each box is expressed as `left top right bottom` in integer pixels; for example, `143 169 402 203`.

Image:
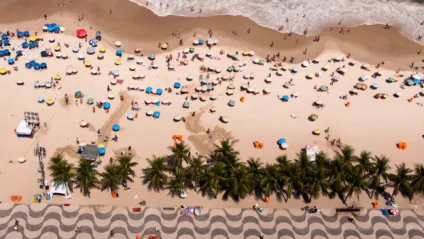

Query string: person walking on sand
109 9 112 14
304 48 308 54
44 14 47 20
270 41 274 47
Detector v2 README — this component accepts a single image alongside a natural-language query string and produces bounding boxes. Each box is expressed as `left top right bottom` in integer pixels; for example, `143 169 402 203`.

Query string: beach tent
77 29 87 38
112 124 120 131
103 102 111 109
16 120 33 137
49 181 70 198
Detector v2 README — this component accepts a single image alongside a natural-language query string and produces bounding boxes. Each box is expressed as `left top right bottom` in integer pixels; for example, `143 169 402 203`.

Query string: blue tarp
277 138 287 145
112 124 120 131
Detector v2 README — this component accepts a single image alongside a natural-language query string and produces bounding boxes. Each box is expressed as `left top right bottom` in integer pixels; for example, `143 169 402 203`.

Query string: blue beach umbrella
7 58 14 65
40 62 47 69
277 138 287 145
156 88 163 95
103 102 111 109
16 50 22 56
372 83 379 89
25 62 31 68
281 95 289 101
413 79 420 85
23 31 30 37
146 87 153 93
89 39 97 47
112 124 120 131
116 49 123 56
17 31 23 38
198 39 204 45
153 111 160 118
3 40 10 46
174 82 181 89
98 147 106 155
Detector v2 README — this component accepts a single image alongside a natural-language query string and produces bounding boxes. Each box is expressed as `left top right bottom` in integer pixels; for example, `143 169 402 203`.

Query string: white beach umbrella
187 76 193 81
191 94 199 100
110 79 117 85
49 37 55 43
215 68 221 73
200 95 207 101
201 86 208 92
129 65 136 71
210 106 217 113
243 74 250 79
210 94 217 100
146 110 153 116
174 115 182 122
144 99 152 104
132 74 140 79
227 84 235 89
265 77 272 83
136 59 143 65
91 69 98 75
241 84 248 90
302 61 309 67
220 116 229 123
247 87 254 93
61 53 68 59
263 88 270 93
162 99 170 104
395 92 402 97
56 52 62 58
276 71 283 76
195 87 202 92
226 90 234 96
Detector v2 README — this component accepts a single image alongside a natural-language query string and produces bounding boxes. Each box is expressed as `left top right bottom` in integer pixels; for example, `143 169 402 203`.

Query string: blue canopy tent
3 40 10 46
7 58 14 65
146 87 153 93
103 102 111 109
22 42 29 48
112 124 120 131
40 62 47 69
1 33 8 40
281 95 289 101
413 79 420 85
23 31 30 37
116 49 123 56
277 138 287 145
17 31 23 38
16 50 22 57
174 82 181 89
98 147 106 155
156 88 163 95
153 111 160 118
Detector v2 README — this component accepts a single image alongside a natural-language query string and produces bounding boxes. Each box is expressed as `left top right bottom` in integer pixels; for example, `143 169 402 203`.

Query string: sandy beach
0 0 424 212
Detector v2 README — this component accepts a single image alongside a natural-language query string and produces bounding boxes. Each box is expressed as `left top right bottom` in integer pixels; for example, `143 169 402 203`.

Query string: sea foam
130 0 424 43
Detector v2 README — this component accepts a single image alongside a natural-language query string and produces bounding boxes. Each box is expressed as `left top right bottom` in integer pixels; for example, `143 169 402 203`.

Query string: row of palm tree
48 140 424 204
47 154 138 197
142 140 424 204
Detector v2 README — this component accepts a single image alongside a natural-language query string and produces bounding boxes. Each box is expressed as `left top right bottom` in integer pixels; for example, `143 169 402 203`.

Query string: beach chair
259 143 264 149
10 196 16 202
17 195 22 202
253 141 259 148
112 192 117 198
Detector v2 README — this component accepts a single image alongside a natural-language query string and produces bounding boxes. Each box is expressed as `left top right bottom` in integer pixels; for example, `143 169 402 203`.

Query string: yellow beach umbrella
161 43 168 50
99 47 106 53
85 61 91 67
0 68 7 74
97 143 105 148
29 36 36 42
115 59 121 65
314 129 320 135
54 45 61 51
35 36 42 40
54 74 61 80
46 99 54 105
108 94 115 100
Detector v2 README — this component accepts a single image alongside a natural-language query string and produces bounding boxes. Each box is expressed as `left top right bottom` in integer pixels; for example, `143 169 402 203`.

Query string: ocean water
130 0 424 43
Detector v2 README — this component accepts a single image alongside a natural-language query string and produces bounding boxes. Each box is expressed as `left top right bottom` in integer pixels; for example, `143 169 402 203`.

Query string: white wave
129 0 424 42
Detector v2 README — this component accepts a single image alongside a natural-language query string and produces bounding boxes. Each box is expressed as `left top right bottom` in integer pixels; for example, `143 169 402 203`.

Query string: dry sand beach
0 0 424 212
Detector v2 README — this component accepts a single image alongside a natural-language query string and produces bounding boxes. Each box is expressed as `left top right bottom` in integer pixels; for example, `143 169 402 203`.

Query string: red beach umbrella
76 29 87 38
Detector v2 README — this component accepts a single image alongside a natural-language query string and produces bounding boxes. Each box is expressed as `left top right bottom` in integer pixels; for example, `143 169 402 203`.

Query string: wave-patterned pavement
0 203 422 238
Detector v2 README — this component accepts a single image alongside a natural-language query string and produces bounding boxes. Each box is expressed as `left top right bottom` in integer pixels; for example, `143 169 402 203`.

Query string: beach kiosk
48 181 71 199
16 120 33 137
80 144 99 161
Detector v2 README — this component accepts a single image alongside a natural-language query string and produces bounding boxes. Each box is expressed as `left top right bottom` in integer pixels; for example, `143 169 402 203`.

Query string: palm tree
168 142 190 171
199 162 226 198
344 166 367 203
334 145 355 166
275 155 290 174
75 160 99 197
213 139 240 168
411 164 424 198
328 158 348 198
295 151 312 174
390 163 413 200
221 165 253 201
260 164 282 198
117 154 138 185
142 156 168 192
370 155 391 198
48 155 75 195
314 152 330 168
355 150 373 177
247 157 263 190
168 170 191 196
100 165 121 192
282 163 304 201
186 156 206 188
306 166 329 203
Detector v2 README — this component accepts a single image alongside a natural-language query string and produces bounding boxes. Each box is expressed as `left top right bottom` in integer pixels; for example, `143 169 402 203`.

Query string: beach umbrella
183 101 190 108
146 110 153 116
309 114 318 121
292 67 299 73
228 100 235 106
413 75 421 80
156 88 163 95
359 76 368 81
98 147 106 155
97 143 105 148
108 94 115 100
160 43 168 50
191 94 199 100
395 92 402 97
116 49 123 56
146 87 153 94
115 59 121 65
319 85 327 91
80 121 88 127
281 95 289 101
148 54 156 60
277 138 287 145
103 102 111 109
210 94 217 100
127 113 135 120
371 83 379 89
17 80 24 85
46 98 54 105
115 41 122 47
227 84 235 90
144 99 152 105
112 124 120 131
86 46 95 55
174 115 182 122
75 91 82 98
314 129 321 135
18 157 26 163
99 47 106 53
413 79 420 85
37 97 44 103
281 143 288 149
97 53 104 60
87 98 94 105
153 111 160 118
265 77 272 83
210 106 217 113
134 48 141 53
7 58 14 65
220 116 228 123
301 61 309 67
45 82 52 88
77 29 87 38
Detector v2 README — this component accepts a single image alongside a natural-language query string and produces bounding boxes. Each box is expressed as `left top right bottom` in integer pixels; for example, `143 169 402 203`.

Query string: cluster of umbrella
43 23 63 33
16 30 30 38
25 60 47 70
34 82 53 89
146 110 161 118
277 138 288 149
145 87 163 95
354 83 368 90
97 143 106 155
0 49 10 57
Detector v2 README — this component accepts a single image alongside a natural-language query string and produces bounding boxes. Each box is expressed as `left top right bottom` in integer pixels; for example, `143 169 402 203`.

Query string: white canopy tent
49 181 71 199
